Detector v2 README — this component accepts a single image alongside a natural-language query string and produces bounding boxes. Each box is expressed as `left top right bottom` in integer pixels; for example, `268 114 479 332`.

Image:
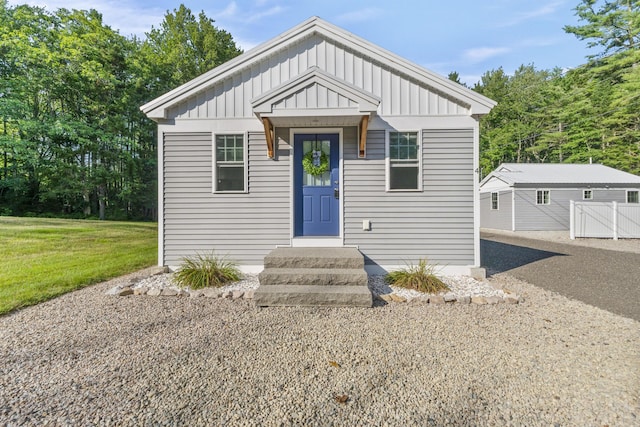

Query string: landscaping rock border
106 270 522 305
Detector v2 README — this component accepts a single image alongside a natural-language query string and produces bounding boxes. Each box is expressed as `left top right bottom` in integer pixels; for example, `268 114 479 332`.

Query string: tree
564 0 640 57
141 5 243 94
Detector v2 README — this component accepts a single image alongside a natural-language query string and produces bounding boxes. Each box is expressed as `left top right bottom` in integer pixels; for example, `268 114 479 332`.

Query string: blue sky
11 0 596 86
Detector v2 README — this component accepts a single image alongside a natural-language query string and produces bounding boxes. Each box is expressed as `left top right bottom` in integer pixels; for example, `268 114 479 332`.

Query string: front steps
254 247 372 307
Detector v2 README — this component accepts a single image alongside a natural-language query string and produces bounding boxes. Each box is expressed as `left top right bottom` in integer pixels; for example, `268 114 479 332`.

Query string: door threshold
291 237 343 247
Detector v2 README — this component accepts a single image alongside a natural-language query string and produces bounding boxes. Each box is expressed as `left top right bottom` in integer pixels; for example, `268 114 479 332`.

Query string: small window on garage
583 190 593 200
491 192 499 210
387 131 421 191
536 189 550 205
627 190 639 204
214 134 246 192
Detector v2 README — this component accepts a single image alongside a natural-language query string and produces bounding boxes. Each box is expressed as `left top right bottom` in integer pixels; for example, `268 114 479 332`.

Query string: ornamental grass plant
384 259 449 294
173 252 241 289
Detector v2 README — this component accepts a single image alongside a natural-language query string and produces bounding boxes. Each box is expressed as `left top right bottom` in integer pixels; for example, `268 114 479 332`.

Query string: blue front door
294 134 339 236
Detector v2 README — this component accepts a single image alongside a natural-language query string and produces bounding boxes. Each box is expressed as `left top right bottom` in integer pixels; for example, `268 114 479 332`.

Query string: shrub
173 252 241 289
384 259 449 293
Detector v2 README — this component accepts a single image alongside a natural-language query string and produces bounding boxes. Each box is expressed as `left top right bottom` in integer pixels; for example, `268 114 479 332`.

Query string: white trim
158 132 164 267
170 263 476 276
365 264 478 277
212 132 249 194
385 129 423 192
291 237 344 247
472 120 480 267
535 189 551 205
141 17 495 120
626 189 640 203
252 67 380 114
583 189 593 200
490 192 499 210
289 128 344 244
511 188 516 231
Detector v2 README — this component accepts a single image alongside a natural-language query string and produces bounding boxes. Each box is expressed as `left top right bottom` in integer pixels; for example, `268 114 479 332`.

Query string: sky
8 0 597 86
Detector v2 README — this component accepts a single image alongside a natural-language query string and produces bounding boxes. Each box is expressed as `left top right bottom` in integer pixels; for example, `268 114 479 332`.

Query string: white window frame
212 132 248 193
491 192 499 210
536 189 550 205
385 130 423 192
627 189 639 204
583 189 593 200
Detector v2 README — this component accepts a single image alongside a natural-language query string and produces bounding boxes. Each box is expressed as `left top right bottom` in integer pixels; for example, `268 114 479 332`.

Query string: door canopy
252 67 380 158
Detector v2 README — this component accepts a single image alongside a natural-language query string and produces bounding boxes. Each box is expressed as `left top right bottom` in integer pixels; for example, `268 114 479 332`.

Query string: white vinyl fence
570 201 640 239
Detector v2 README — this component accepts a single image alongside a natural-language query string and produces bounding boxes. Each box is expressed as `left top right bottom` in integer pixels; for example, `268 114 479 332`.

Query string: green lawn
0 217 157 315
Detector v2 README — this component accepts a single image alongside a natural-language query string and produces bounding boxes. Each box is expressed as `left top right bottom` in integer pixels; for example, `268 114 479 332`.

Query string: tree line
469 0 639 178
0 0 638 219
0 2 241 219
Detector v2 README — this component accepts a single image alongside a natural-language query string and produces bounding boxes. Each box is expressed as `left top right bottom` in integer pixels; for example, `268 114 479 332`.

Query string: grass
385 259 450 294
0 216 157 315
173 252 242 289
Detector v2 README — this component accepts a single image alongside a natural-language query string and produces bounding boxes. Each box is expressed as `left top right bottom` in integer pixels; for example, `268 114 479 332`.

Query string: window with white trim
214 134 246 192
388 131 420 190
491 192 499 210
583 190 593 200
627 190 639 204
536 190 550 205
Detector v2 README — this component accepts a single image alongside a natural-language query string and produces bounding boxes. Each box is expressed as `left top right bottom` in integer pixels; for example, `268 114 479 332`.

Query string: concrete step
259 268 368 287
254 285 372 308
264 247 364 269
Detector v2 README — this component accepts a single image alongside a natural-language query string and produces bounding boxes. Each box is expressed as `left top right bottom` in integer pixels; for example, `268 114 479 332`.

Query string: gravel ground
132 273 508 301
1 268 638 426
482 228 640 254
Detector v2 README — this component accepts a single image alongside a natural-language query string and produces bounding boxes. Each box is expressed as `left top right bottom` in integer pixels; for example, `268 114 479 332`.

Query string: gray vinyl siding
344 128 475 267
480 190 512 230
513 187 628 231
167 34 467 120
163 131 290 265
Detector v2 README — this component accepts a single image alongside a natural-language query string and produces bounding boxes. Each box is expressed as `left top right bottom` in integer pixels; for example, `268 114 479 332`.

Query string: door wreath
302 149 329 177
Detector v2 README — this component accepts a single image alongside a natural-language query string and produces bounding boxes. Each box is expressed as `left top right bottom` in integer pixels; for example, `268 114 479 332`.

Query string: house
480 163 640 231
141 17 496 285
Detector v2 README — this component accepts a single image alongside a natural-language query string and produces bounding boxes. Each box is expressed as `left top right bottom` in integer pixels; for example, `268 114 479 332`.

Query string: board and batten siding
514 188 629 231
167 34 467 120
163 131 291 266
480 190 512 230
344 128 475 266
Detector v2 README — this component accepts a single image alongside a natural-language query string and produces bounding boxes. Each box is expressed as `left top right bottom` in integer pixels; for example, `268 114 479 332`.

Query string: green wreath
302 150 329 177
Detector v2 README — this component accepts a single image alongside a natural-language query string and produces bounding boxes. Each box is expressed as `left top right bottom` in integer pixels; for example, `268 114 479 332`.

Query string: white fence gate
570 201 640 239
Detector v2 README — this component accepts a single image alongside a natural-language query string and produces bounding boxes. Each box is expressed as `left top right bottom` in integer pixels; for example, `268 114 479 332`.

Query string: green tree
564 0 640 57
141 4 243 93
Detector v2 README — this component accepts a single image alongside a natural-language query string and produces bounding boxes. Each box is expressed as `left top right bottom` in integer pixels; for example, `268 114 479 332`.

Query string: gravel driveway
481 230 640 321
1 268 638 426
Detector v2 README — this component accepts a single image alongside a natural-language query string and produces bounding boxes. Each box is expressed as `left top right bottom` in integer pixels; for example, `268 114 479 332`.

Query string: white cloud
462 47 511 64
499 1 564 27
218 2 239 18
245 5 285 23
335 8 383 24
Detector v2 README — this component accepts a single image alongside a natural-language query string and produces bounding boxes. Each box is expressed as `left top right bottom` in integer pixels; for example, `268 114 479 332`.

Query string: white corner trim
365 264 478 277
158 132 164 267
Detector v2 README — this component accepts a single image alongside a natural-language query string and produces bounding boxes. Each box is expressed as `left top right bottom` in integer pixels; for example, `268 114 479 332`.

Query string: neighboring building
480 163 640 231
141 17 495 276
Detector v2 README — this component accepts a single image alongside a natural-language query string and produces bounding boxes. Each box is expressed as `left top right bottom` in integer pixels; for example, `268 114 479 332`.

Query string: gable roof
141 16 496 120
251 66 381 115
481 163 640 187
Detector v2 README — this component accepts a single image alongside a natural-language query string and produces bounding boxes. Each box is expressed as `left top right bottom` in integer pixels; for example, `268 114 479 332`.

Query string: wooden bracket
262 117 274 158
358 115 369 158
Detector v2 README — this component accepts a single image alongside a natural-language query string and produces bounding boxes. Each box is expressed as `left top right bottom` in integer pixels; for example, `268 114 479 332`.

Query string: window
627 190 639 204
583 190 593 200
388 131 420 190
536 190 550 205
491 192 499 210
214 134 245 192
